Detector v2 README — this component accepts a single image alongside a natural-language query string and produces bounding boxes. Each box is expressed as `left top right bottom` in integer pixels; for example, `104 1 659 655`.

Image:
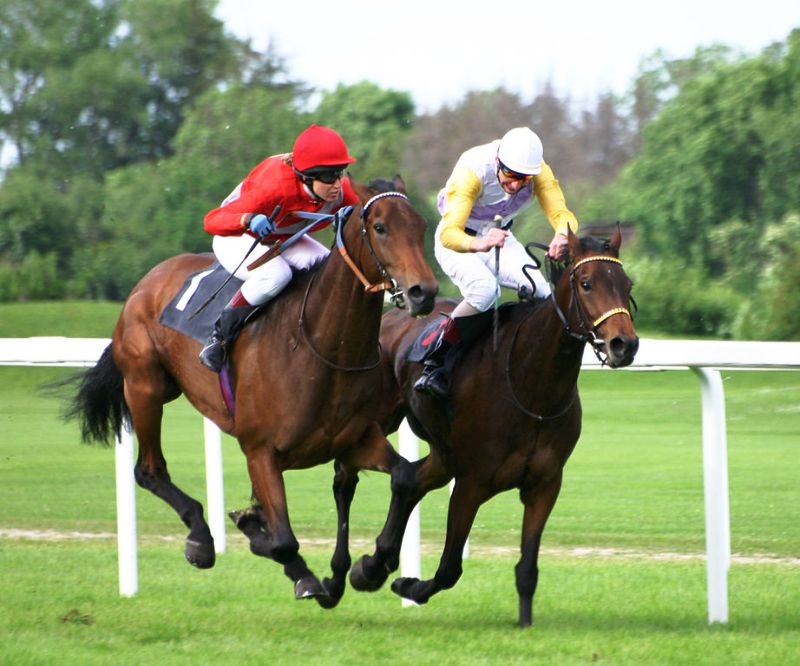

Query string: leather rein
294 191 409 372
504 252 633 421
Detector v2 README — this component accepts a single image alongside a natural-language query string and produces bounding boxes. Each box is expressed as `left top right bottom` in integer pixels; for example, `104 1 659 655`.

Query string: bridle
504 249 634 421
293 190 411 372
555 255 633 364
334 191 408 309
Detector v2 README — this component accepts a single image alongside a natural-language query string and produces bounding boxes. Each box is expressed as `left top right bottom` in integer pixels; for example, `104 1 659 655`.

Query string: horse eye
373 222 387 236
580 279 591 291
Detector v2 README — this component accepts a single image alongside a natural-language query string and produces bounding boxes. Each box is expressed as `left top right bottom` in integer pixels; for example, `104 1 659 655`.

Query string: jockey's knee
242 263 293 305
461 281 496 313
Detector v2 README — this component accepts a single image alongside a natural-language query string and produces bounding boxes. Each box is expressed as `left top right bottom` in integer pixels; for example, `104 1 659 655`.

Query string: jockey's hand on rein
248 213 275 239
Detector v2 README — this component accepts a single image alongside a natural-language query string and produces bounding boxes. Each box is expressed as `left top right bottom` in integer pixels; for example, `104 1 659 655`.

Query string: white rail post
399 419 420 607
692 367 731 624
115 425 138 596
203 418 226 554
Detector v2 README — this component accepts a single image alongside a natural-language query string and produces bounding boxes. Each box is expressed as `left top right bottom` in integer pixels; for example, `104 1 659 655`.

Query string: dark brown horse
66 176 438 608
348 226 639 626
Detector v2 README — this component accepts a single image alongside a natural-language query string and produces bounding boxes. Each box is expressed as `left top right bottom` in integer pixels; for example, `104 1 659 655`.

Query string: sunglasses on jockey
497 161 534 184
299 166 348 184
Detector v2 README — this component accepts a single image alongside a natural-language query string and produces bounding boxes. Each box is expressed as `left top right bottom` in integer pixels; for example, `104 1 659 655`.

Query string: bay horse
348 226 639 626
66 176 438 608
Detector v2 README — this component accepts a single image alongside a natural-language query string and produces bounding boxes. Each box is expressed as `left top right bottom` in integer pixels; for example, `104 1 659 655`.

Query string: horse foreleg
314 460 359 609
245 448 327 602
125 377 215 568
516 473 563 628
391 478 483 605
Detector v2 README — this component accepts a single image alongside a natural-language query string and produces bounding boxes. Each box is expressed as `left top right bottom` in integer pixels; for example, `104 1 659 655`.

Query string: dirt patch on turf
1 528 797 566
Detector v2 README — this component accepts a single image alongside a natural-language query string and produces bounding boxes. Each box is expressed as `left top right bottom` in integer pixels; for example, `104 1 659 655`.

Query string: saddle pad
405 315 451 363
159 262 245 343
405 303 525 363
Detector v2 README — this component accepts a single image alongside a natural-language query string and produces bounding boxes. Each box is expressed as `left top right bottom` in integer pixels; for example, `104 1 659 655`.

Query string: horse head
347 175 438 317
557 225 639 368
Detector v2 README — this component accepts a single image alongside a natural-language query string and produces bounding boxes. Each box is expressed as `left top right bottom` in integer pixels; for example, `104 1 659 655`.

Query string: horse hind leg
125 376 215 569
351 449 450 593
390 479 483 607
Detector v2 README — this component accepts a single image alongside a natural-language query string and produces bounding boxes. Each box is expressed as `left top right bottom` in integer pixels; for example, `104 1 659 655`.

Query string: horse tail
64 343 129 447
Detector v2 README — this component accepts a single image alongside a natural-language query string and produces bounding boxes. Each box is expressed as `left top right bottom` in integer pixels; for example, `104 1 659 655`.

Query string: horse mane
366 178 398 193
576 234 613 254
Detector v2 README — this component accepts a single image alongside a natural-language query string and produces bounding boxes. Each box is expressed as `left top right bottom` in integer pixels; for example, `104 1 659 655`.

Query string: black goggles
303 167 347 184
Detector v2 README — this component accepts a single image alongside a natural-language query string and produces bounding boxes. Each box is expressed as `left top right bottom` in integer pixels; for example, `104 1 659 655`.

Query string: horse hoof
294 576 326 600
390 576 418 599
349 556 387 592
185 539 216 569
314 577 343 609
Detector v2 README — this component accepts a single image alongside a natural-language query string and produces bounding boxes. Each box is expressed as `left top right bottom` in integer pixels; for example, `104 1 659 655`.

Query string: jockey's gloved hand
248 213 275 239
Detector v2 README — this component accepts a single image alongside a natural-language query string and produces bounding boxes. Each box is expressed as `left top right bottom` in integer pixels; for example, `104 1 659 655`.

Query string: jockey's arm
438 167 493 252
204 183 278 237
533 162 579 259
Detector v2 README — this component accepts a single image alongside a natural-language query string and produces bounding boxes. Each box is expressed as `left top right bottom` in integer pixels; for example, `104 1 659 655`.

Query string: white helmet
497 127 543 176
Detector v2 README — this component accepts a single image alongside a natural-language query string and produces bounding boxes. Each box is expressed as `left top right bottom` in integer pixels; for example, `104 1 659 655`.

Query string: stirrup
413 365 449 398
199 337 225 373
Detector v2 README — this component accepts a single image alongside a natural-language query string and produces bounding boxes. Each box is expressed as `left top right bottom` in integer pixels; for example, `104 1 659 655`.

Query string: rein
503 253 632 420
292 191 409 372
335 191 408 308
294 272 382 372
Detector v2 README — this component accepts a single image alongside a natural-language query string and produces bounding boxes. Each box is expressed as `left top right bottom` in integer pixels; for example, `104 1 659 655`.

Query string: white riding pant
434 221 551 312
212 234 329 306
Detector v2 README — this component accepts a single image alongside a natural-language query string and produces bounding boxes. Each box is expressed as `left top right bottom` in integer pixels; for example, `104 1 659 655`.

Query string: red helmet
292 124 356 172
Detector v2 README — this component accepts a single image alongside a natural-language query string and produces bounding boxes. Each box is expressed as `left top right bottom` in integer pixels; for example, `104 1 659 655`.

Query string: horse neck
302 225 384 362
508 284 586 400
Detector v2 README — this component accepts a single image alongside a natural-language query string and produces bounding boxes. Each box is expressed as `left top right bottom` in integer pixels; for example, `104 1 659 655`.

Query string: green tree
313 81 415 182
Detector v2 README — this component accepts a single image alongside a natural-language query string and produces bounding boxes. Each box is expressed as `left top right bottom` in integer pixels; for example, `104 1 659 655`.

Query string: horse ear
567 225 580 258
610 222 622 254
392 174 407 193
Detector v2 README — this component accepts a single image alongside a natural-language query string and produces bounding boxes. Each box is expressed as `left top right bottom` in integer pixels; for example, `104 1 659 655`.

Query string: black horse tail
64 343 129 447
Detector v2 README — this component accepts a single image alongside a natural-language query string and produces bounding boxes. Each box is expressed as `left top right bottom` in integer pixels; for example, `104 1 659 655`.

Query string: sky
215 0 800 113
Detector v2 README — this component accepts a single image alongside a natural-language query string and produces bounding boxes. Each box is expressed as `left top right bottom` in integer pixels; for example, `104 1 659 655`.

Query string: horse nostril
407 285 424 304
610 336 639 359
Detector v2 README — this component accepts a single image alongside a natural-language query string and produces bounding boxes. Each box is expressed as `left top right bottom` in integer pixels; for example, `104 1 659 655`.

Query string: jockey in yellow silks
415 127 579 399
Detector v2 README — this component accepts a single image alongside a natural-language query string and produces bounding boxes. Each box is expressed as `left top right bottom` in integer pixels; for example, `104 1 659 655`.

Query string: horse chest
490 441 568 491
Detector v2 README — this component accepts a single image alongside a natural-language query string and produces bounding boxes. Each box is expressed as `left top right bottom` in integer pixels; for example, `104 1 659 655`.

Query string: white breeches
212 234 329 306
434 221 551 312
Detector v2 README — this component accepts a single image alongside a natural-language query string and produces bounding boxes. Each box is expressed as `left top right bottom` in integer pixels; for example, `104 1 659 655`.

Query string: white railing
2 336 799 623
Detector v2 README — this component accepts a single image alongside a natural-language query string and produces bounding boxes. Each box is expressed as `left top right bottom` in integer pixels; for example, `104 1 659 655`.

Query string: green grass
1 541 798 666
1 302 799 664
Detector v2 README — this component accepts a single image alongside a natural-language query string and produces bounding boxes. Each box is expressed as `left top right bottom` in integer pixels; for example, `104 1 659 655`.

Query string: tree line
1 0 798 339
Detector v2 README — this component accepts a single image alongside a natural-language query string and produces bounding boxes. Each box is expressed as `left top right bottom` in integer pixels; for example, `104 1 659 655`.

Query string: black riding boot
199 298 256 373
414 312 491 399
413 318 457 398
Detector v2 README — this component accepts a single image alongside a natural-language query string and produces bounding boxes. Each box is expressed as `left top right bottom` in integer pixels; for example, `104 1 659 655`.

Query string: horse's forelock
366 178 397 193
578 235 611 254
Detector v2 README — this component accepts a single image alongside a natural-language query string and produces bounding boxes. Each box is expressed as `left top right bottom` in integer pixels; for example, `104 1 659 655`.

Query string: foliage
0 3 798 339
314 81 415 182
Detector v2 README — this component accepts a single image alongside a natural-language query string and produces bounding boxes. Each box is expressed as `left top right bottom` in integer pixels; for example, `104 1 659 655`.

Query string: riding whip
188 205 281 319
492 214 503 351
246 210 336 271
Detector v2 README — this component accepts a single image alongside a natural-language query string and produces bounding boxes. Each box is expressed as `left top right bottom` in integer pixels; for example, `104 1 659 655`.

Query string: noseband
334 191 408 308
503 251 634 420
549 255 632 364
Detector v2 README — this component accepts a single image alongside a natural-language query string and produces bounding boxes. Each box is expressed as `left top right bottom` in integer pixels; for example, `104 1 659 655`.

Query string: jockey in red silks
199 124 358 373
